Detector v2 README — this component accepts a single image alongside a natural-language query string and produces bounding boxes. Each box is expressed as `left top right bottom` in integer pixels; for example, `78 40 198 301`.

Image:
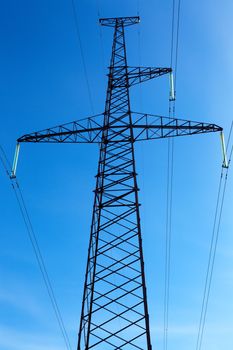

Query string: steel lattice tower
77 17 153 350
16 16 223 350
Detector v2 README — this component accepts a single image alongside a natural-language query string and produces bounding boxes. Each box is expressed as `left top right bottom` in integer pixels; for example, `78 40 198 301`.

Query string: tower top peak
99 16 140 27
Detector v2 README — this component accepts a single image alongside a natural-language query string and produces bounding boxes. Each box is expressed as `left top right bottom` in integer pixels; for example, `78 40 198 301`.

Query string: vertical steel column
77 17 152 350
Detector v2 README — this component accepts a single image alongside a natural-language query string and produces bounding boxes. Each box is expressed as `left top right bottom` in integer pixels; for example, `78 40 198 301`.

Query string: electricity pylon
15 16 222 350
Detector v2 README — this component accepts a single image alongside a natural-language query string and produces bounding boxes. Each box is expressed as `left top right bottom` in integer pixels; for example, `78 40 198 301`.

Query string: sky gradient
0 1 233 350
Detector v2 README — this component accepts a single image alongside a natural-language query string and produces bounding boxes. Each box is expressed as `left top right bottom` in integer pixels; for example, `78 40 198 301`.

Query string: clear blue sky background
0 0 232 349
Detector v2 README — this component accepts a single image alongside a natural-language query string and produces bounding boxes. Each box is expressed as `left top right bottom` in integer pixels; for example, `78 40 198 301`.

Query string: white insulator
11 143 20 178
169 72 175 101
220 131 228 168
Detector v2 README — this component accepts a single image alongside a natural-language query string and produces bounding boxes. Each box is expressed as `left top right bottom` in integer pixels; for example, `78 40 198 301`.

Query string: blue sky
0 0 233 349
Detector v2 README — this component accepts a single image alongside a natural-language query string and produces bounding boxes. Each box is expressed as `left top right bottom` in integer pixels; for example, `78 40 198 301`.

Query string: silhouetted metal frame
17 16 223 350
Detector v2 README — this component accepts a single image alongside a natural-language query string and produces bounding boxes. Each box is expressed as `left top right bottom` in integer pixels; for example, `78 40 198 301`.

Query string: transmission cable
196 125 232 350
163 1 181 350
137 0 143 112
226 121 233 152
163 0 176 346
71 0 95 115
0 144 72 350
96 0 106 76
174 0 181 92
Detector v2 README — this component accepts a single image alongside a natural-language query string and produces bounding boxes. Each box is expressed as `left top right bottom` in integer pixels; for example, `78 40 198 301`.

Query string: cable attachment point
10 142 20 178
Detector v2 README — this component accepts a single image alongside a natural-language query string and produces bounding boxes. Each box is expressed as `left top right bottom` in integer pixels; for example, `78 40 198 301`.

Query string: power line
169 0 176 68
164 1 181 349
196 125 232 350
137 0 144 111
71 0 95 115
196 169 227 350
163 136 174 350
174 0 181 91
0 144 12 171
96 0 106 75
0 145 72 350
226 120 233 152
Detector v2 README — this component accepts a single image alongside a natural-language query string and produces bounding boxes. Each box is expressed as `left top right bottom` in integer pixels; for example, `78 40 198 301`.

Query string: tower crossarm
17 112 222 144
131 112 222 142
17 113 104 144
110 67 172 88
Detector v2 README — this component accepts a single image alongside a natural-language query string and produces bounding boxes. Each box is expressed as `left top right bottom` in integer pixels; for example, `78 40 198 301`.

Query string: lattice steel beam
17 112 222 144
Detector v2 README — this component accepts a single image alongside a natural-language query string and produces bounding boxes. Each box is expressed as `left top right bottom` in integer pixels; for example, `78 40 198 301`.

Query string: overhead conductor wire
96 0 106 74
71 0 95 115
137 0 143 111
163 1 181 350
196 123 233 350
0 145 72 350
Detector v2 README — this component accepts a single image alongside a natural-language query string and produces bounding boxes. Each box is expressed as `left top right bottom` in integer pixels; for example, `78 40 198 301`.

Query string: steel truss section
18 112 222 144
17 16 223 350
110 67 172 88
